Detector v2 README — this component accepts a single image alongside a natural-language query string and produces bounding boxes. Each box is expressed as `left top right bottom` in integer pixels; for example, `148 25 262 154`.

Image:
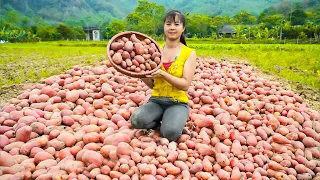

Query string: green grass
1 41 320 91
0 42 106 87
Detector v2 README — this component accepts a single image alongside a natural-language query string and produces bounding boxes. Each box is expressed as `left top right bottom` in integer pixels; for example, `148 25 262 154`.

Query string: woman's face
164 15 185 41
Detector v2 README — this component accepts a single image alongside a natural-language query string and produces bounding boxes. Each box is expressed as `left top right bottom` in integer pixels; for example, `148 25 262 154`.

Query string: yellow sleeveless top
151 44 194 103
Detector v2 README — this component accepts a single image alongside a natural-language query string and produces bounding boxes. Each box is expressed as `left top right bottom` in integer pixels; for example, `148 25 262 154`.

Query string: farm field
1 41 319 110
1 41 320 179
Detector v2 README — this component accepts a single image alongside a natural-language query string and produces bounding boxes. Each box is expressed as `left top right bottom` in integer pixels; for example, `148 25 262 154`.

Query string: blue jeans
130 97 190 141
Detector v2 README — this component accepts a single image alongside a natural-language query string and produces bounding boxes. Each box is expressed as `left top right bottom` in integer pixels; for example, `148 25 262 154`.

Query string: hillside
150 0 303 16
0 0 307 26
0 0 138 26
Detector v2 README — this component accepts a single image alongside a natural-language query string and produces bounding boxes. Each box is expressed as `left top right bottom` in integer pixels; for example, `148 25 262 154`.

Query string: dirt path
1 56 320 111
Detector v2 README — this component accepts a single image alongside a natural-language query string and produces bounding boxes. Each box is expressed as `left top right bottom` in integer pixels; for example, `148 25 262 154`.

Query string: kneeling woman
130 10 197 141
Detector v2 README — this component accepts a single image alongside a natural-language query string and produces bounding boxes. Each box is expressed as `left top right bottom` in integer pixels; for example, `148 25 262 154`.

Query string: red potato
134 43 144 55
34 151 54 164
302 137 319 147
192 114 214 128
36 159 57 170
30 122 46 135
143 54 151 60
268 161 284 171
116 142 132 156
125 59 133 66
217 169 231 180
231 167 241 180
167 151 178 162
130 34 140 43
154 57 161 65
58 148 73 160
145 62 152 71
0 135 9 148
237 110 252 121
0 151 17 166
272 133 291 144
112 52 123 65
297 173 312 180
214 124 230 140
100 145 116 158
231 140 242 156
132 59 140 67
216 153 230 167
47 139 65 151
202 157 213 172
20 140 41 155
103 132 131 146
144 38 151 45
151 52 161 60
0 126 13 135
15 125 32 142
111 42 124 51
149 61 157 69
124 41 134 52
174 161 189 171
166 165 181 175
82 150 104 168
189 163 203 174
142 146 156 156
83 132 100 144
135 55 145 64
57 132 76 147
121 60 127 69
303 127 319 141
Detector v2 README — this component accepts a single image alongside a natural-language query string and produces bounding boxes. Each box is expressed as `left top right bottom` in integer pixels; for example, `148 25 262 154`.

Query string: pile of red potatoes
0 58 320 180
110 34 161 73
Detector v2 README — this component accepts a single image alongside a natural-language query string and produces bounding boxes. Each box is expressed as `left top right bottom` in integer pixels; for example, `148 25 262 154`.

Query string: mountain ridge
0 0 305 26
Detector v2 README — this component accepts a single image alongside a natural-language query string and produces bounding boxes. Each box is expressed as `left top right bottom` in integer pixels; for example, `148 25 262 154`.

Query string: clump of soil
0 85 24 108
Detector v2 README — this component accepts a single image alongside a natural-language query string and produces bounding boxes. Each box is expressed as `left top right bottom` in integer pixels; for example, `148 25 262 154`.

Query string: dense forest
0 0 319 42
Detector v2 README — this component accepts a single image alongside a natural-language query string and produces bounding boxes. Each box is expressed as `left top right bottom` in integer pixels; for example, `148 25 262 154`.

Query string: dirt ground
1 57 319 111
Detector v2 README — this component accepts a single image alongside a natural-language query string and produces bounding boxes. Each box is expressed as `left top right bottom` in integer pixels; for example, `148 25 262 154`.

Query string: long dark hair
163 10 187 46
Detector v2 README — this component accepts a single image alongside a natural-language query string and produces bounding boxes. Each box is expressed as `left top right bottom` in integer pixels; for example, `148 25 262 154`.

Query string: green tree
263 14 285 28
37 25 59 41
106 20 127 38
306 6 320 25
186 14 216 38
3 11 20 24
72 26 86 40
234 10 257 25
20 16 30 28
258 12 268 23
32 16 45 26
56 23 74 39
125 0 165 35
290 9 307 26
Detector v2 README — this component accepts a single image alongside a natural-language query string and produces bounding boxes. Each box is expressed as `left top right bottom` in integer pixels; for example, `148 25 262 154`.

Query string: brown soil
1 56 319 111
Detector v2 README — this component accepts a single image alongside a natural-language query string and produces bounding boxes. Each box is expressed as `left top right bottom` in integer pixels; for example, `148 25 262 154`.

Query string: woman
130 10 197 141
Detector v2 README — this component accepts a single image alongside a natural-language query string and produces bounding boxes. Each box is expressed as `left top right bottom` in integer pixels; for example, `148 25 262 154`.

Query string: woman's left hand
145 69 164 78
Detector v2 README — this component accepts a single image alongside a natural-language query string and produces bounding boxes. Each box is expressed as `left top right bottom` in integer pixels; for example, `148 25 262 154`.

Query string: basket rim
106 31 163 78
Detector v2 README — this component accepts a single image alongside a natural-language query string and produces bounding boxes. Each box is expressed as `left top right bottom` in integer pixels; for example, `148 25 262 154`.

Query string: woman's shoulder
181 44 195 57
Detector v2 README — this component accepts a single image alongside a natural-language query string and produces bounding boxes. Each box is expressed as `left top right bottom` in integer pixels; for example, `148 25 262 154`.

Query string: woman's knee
160 127 181 142
130 108 145 129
